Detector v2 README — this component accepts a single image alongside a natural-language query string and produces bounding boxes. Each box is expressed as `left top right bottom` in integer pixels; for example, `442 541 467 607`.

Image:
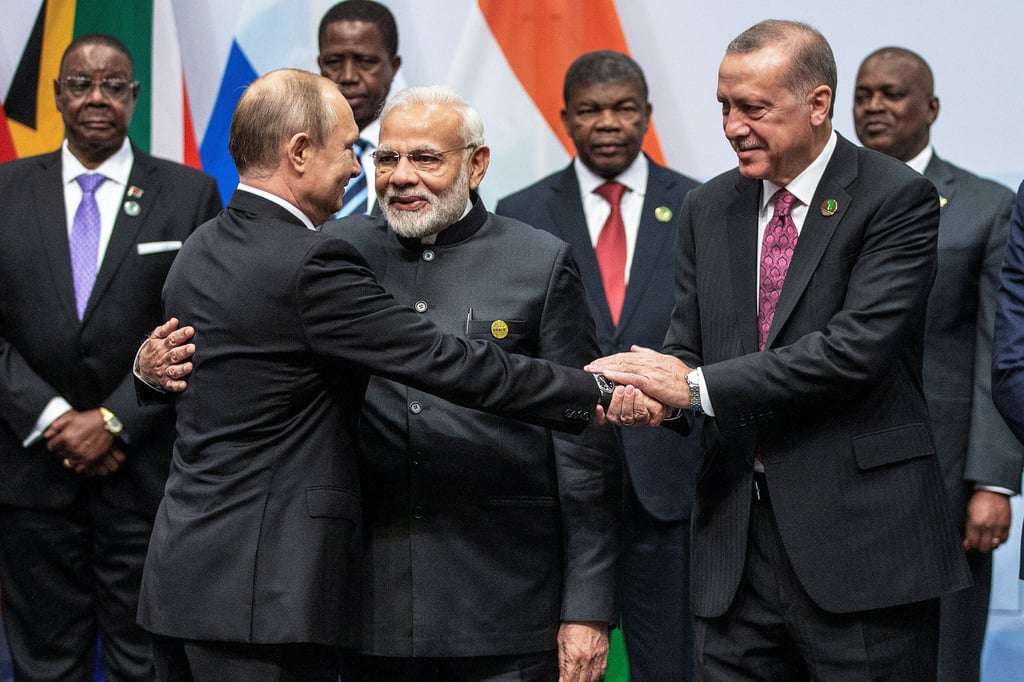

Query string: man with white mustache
322 86 622 682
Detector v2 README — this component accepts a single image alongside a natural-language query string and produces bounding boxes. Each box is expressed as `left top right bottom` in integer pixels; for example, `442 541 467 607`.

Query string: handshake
139 319 696 429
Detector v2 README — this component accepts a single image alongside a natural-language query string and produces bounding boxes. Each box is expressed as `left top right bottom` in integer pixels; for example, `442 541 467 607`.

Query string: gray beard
381 165 470 239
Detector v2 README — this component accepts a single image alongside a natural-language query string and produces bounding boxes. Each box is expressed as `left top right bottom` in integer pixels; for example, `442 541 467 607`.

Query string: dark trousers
340 650 559 682
937 548 992 682
695 478 940 681
152 635 339 682
618 483 693 681
0 496 155 681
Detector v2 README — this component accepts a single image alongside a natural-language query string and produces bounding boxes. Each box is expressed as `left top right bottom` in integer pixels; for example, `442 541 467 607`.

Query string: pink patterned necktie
595 181 627 325
70 173 105 319
758 188 798 351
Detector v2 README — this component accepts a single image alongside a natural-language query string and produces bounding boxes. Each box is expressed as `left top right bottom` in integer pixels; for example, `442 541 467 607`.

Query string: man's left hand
44 409 113 463
587 345 693 411
963 490 1012 552
557 621 609 682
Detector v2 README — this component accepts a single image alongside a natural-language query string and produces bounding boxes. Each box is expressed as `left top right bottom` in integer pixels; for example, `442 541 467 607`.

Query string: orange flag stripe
478 0 664 166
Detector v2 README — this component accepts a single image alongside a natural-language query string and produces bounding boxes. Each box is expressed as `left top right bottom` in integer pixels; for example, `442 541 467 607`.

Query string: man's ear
287 132 311 173
808 85 833 125
467 145 491 191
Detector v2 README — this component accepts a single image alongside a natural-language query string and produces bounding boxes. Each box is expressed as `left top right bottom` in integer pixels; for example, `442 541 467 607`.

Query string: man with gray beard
322 86 621 682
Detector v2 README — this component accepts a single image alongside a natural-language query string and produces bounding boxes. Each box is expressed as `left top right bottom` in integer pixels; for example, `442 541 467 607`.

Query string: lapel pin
654 206 673 222
127 185 144 199
820 199 838 217
490 320 509 339
939 195 948 208
123 200 141 217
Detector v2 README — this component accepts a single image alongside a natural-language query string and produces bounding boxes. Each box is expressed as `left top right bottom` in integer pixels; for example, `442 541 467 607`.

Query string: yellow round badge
491 320 509 339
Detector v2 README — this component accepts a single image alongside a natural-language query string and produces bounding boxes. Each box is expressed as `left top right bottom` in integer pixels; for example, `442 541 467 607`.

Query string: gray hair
381 86 485 147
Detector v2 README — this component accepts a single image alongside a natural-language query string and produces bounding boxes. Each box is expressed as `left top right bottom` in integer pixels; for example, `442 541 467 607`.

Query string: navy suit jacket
497 157 701 521
138 191 604 647
0 147 220 514
668 135 970 616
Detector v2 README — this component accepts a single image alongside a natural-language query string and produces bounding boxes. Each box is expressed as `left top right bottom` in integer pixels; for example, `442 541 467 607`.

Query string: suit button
580 410 591 423
413 506 424 520
414 300 428 313
409 401 422 414
422 249 435 262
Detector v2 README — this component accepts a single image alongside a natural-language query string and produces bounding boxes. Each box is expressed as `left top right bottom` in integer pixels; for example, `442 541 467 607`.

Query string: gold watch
99 407 124 436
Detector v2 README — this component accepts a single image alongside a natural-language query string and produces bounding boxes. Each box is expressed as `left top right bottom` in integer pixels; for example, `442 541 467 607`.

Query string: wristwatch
686 373 704 416
594 374 616 410
99 406 124 437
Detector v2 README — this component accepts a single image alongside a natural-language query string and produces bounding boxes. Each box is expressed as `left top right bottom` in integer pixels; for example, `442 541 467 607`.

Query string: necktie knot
595 181 627 207
76 173 105 194
771 188 796 218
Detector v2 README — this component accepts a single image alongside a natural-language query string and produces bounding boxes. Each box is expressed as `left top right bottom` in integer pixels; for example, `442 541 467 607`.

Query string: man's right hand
138 318 195 393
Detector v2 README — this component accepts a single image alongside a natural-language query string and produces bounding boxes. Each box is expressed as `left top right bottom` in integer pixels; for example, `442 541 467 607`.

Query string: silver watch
686 373 704 416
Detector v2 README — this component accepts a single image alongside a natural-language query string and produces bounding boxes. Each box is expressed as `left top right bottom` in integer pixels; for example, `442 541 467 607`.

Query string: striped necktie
335 137 370 218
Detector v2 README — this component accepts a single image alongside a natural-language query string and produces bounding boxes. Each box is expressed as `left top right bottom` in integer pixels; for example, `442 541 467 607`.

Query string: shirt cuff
23 397 74 447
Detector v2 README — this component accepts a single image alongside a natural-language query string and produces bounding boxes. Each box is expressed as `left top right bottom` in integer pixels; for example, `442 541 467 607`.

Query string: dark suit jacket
326 197 621 656
496 157 701 522
666 135 970 617
138 190 603 648
921 154 1022 524
0 147 221 514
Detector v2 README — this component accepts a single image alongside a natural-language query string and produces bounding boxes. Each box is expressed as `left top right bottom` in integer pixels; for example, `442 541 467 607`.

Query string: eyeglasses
60 77 138 100
371 145 476 172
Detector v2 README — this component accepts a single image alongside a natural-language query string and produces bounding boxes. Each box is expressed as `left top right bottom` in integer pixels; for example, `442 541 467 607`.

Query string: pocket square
136 241 182 255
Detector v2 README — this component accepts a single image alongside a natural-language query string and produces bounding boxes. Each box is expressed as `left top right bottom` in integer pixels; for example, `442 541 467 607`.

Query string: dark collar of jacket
395 190 487 251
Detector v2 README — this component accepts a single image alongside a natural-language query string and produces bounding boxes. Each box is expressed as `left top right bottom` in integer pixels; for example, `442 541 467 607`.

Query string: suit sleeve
966 185 1024 491
671 173 939 430
537 243 621 624
992 182 1024 456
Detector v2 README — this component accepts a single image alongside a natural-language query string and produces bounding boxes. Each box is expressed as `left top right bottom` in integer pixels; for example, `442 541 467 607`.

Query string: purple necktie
758 189 798 350
70 173 105 319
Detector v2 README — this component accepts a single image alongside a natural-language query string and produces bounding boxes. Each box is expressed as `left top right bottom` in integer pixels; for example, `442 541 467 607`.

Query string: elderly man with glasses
0 34 220 680
318 86 622 682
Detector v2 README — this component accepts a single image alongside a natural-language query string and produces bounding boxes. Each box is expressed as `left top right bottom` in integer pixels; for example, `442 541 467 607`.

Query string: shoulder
0 150 57 182
134 149 218 188
933 156 1014 202
484 211 569 252
497 166 572 209
647 157 701 195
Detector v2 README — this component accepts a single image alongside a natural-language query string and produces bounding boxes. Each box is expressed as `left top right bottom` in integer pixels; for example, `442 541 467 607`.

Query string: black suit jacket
327 198 621 656
0 147 221 514
497 157 701 521
138 191 603 647
667 135 970 617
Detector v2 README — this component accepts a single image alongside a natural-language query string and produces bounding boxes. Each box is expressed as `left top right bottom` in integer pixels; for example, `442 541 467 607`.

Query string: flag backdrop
2 2 1023 680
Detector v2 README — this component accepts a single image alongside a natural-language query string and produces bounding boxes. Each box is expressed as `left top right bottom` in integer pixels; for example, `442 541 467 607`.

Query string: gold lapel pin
939 196 948 208
820 199 838 217
654 206 673 223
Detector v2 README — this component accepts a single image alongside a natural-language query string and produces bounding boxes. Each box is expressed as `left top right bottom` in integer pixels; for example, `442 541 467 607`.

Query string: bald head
853 47 939 162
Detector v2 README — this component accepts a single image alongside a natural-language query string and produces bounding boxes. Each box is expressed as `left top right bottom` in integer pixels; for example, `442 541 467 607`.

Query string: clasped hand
587 345 694 428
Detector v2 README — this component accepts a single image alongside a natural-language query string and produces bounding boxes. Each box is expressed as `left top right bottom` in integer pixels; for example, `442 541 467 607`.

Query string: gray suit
921 152 1023 680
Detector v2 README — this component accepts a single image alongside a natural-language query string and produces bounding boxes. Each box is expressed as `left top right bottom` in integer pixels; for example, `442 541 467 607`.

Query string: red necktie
758 189 798 350
595 181 627 325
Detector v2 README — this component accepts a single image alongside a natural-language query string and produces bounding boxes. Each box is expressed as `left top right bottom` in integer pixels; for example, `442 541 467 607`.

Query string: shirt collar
61 137 133 187
237 183 316 231
574 153 649 197
761 130 838 211
905 144 933 176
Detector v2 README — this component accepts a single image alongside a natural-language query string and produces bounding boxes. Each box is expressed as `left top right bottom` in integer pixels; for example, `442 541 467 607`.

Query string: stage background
1 1 1022 679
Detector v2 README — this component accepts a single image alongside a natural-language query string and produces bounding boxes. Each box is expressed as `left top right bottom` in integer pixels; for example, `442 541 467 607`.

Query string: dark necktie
595 181 628 326
70 173 105 319
336 137 370 217
758 188 798 350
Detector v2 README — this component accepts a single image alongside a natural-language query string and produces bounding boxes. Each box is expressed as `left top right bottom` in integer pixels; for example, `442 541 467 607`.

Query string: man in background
496 50 701 681
327 85 621 682
854 46 1022 682
0 34 220 680
318 0 401 216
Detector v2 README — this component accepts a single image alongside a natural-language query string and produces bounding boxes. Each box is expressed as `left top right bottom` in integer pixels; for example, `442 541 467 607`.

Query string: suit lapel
727 179 762 354
620 165 676 332
924 155 955 212
85 150 156 321
766 138 856 349
32 153 79 320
